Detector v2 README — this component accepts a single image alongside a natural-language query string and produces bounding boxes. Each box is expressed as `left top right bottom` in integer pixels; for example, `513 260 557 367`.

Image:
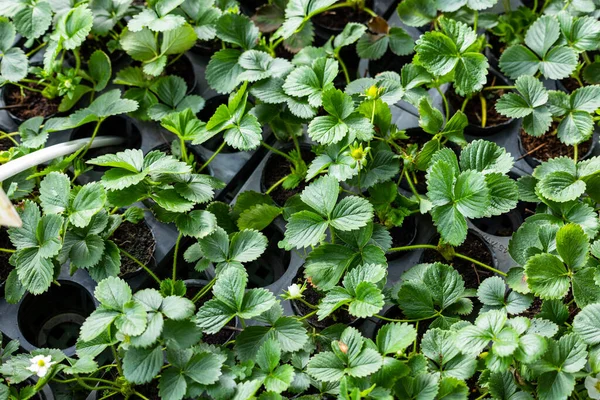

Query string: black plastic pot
517 130 598 169
1 83 61 127
448 68 516 137
385 216 418 261
259 143 314 207
70 115 142 183
312 0 375 45
367 51 414 77
165 53 197 94
470 210 523 238
419 229 499 289
17 280 95 352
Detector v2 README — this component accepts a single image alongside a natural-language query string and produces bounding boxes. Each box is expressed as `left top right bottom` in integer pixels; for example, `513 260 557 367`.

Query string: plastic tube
0 136 125 182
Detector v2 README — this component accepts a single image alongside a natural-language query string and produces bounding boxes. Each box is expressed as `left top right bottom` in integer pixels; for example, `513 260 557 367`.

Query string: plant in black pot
496 75 600 166
387 141 518 282
1 8 119 123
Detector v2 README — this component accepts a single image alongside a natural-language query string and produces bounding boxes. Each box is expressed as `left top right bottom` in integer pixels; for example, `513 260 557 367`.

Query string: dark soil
368 51 413 77
386 217 417 260
467 373 483 399
0 228 13 284
560 77 582 93
77 37 123 66
165 56 195 91
448 74 511 128
487 34 506 62
262 147 315 206
111 221 155 276
5 83 60 121
0 137 14 151
519 297 542 319
192 39 222 57
421 233 495 290
188 284 237 345
292 270 356 329
470 212 521 237
520 124 593 162
312 1 373 31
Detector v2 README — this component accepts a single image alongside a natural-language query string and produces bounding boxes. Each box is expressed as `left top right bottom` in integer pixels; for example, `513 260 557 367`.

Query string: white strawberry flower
27 355 55 378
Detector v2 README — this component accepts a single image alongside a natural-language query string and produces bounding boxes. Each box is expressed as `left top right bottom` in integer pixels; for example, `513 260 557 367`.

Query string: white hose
0 136 126 182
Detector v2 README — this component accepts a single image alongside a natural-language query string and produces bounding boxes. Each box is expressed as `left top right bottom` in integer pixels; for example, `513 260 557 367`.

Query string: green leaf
300 176 338 217
573 303 600 345
161 23 197 55
175 210 217 238
39 172 70 214
283 57 338 108
330 196 374 232
556 223 588 270
376 322 417 355
123 345 163 384
185 351 225 385
94 276 133 311
525 15 560 58
229 229 268 263
524 253 570 299
1 47 28 82
237 204 281 231
70 183 106 228
80 308 120 342
13 0 52 39
281 211 327 249
223 113 262 151
460 140 514 175
499 45 541 80
88 50 111 91
55 5 93 50
397 0 436 27
206 49 243 94
238 50 292 82
418 97 443 134
216 13 258 50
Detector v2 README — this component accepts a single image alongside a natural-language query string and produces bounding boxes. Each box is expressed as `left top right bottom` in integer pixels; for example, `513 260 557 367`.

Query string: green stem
298 309 318 321
261 141 295 162
461 97 470 112
473 10 479 32
73 49 81 74
25 42 47 57
167 52 184 67
573 144 578 161
266 175 288 194
453 253 506 276
388 244 507 276
336 52 351 85
298 298 318 309
330 225 335 244
583 51 592 65
80 120 103 158
479 93 487 128
291 133 302 156
198 141 226 172
532 0 538 11
403 170 421 200
191 278 215 303
483 85 515 91
179 136 188 164
134 392 150 400
119 247 161 284
172 232 182 283
436 87 450 119
0 248 15 253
